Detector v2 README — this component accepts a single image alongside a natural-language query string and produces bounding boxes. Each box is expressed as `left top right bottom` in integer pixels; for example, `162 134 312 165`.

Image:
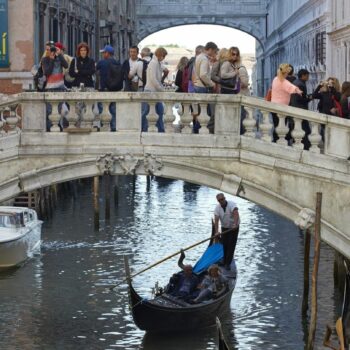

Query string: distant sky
139 24 256 54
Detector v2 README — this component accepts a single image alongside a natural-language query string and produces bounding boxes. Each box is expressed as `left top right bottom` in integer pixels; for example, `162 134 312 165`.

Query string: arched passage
1 156 348 259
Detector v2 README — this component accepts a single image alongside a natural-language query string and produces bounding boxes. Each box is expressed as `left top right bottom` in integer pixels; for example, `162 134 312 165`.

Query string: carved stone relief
96 153 163 176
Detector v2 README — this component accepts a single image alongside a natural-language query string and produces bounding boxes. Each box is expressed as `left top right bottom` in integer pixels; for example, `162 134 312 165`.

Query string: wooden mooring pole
105 174 111 221
307 192 322 350
302 228 311 317
93 176 99 230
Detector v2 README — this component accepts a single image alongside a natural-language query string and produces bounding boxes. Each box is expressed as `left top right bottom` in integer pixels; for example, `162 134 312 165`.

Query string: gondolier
214 193 240 270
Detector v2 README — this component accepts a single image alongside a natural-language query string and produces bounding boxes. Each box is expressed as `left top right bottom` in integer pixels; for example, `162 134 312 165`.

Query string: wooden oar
109 228 232 291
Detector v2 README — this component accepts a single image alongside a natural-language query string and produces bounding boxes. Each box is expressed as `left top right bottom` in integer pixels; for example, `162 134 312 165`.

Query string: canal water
0 176 343 349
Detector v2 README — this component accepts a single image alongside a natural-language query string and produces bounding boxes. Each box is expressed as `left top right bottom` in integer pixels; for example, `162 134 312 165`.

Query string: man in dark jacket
290 69 312 149
96 45 119 131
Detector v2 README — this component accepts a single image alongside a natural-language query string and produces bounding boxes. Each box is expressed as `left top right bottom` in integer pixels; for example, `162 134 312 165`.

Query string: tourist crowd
34 40 350 138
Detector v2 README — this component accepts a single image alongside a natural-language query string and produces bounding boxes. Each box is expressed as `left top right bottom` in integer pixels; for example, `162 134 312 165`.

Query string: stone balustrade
0 91 349 159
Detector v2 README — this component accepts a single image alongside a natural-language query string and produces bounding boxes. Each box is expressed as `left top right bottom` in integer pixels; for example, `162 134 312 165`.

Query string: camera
50 46 57 53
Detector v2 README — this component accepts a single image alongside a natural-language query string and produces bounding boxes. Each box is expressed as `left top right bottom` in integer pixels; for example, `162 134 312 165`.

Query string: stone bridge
0 91 349 258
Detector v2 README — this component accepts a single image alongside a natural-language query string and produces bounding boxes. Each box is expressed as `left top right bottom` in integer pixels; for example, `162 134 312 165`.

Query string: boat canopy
193 243 224 274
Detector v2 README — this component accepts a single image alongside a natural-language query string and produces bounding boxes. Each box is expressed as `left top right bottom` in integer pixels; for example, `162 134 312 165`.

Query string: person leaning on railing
270 63 302 142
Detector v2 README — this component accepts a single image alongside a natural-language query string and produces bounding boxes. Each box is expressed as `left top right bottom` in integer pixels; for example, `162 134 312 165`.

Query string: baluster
308 122 322 153
179 102 193 134
242 106 256 137
259 109 273 142
100 102 111 132
163 101 175 133
146 102 158 132
0 109 5 135
197 103 210 134
291 118 305 150
48 101 61 132
276 114 289 145
65 101 78 130
80 101 95 129
6 105 21 133
92 102 101 131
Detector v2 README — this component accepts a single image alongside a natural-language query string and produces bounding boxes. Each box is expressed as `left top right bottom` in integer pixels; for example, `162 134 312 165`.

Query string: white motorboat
0 207 43 269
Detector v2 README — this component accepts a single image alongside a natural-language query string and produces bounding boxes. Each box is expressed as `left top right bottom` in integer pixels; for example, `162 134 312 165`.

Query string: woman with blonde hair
218 47 249 95
270 63 302 142
271 63 302 105
211 48 228 89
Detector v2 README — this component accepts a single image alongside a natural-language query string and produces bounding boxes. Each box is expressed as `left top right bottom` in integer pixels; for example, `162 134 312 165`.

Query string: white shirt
144 56 164 92
214 200 239 228
129 58 139 83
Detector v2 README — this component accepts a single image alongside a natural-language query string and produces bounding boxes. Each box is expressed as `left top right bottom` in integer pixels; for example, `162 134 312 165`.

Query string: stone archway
2 153 348 259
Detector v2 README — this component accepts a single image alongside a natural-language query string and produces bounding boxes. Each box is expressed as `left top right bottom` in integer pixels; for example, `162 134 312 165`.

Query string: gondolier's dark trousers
221 227 239 266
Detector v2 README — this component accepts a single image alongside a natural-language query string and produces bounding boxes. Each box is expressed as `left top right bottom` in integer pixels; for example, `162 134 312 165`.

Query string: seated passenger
193 264 228 303
166 250 199 300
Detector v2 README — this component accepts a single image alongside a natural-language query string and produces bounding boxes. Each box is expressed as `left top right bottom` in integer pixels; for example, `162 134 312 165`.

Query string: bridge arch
137 23 264 51
2 155 347 259
135 0 267 49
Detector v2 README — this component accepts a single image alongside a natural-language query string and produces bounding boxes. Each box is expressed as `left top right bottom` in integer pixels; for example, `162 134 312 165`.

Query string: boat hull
0 223 42 268
129 278 235 332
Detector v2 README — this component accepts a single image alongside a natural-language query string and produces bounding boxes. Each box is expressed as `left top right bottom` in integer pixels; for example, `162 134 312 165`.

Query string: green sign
0 0 9 68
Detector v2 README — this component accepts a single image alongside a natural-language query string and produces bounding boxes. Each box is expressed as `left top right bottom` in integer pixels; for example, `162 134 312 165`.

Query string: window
315 32 326 65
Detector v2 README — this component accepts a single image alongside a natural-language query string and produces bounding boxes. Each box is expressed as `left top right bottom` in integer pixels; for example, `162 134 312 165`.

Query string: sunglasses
217 198 225 202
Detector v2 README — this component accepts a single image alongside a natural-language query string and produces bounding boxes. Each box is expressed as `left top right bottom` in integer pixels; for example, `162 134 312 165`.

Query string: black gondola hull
128 281 235 332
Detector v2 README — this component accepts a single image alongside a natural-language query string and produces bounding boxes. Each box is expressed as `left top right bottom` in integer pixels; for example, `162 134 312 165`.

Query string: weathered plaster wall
8 0 34 71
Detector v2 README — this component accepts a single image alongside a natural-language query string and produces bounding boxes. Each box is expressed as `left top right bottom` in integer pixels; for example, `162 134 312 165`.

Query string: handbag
64 58 76 83
265 88 272 101
220 76 238 88
220 76 241 94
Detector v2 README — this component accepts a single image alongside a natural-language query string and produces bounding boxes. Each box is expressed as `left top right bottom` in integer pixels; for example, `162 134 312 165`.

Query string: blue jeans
141 102 165 132
98 102 116 131
193 86 212 134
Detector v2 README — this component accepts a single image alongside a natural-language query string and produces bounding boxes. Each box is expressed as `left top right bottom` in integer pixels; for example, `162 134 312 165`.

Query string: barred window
316 32 326 65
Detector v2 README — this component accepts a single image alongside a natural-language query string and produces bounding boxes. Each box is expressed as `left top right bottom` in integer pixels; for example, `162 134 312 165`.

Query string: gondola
124 241 237 333
324 260 350 350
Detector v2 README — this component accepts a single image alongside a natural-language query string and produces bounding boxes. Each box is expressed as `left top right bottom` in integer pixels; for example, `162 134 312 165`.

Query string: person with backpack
182 45 204 93
96 45 122 131
41 42 69 131
122 46 141 92
290 69 313 149
191 42 218 133
128 47 152 92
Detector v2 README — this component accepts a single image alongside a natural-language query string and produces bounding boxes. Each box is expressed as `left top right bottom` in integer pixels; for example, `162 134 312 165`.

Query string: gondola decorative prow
323 260 349 350
216 316 230 350
124 255 132 286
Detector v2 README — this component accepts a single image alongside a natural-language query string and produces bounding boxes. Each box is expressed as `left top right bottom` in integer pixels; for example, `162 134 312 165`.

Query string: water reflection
0 176 341 349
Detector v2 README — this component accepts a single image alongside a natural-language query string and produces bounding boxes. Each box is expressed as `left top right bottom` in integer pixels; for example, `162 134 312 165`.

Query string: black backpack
106 61 123 91
138 58 150 87
33 63 46 91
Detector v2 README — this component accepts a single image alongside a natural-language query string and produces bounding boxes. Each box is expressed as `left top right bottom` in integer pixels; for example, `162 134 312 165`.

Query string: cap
54 42 66 50
100 45 114 55
45 40 55 46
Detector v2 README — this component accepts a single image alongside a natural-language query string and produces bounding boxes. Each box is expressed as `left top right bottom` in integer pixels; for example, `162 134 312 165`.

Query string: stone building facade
0 0 136 94
258 0 350 96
